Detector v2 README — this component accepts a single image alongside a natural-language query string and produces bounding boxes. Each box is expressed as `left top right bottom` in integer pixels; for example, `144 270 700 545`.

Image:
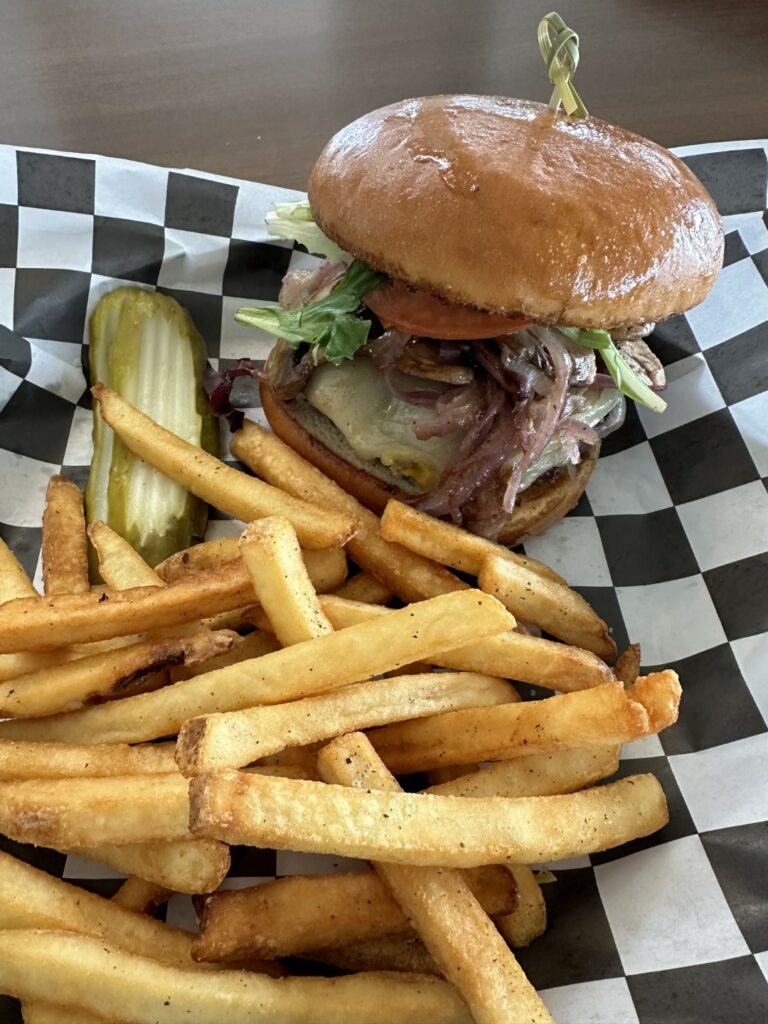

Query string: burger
233 96 723 542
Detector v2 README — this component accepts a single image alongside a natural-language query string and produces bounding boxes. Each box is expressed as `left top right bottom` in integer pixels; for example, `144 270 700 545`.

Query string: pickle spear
86 287 217 570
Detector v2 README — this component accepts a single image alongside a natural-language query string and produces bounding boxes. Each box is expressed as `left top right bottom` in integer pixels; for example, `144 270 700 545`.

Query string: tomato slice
364 281 532 340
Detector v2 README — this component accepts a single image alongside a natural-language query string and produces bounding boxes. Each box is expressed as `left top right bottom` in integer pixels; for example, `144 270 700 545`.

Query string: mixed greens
236 259 386 366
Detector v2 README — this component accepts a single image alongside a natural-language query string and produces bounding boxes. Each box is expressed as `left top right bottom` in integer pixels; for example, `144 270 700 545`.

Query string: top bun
308 96 723 329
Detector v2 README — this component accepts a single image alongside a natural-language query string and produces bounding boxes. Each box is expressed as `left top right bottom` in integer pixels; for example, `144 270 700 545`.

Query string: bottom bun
260 381 599 545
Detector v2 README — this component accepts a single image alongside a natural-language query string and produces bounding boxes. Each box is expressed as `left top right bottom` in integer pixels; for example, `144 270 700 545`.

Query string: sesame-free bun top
308 96 723 329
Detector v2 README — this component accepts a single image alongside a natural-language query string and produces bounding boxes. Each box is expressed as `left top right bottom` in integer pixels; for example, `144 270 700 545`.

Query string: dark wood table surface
1 0 766 189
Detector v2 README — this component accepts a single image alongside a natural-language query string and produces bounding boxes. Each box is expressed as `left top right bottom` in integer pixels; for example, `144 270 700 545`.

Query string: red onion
501 331 573 512
414 382 485 439
279 260 347 310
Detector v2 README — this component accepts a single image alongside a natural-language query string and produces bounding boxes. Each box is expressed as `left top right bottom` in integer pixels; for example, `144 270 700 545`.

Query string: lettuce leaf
265 200 349 262
560 328 667 413
235 260 387 365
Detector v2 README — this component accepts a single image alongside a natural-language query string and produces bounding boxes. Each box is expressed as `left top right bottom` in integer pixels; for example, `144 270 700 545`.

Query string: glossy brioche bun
309 95 723 330
260 379 599 545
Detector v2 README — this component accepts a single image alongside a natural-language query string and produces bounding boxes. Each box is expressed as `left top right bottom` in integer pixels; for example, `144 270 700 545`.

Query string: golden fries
239 518 333 645
0 393 689 1024
369 672 681 772
0 774 190 847
381 499 564 584
231 419 465 601
321 595 615 691
0 536 38 602
111 876 170 913
20 871 169 1024
94 384 357 550
156 536 242 578
305 934 440 976
42 476 90 596
88 520 165 589
176 672 516 775
170 630 279 681
479 553 616 660
0 930 473 1024
307 865 546 972
194 864 517 962
157 536 348 591
0 561 259 653
425 746 620 798
190 759 669 866
0 631 232 718
320 732 553 1024
498 865 547 949
332 571 394 605
615 642 642 686
0 850 199 966
0 590 513 744
74 838 229 894
0 739 177 778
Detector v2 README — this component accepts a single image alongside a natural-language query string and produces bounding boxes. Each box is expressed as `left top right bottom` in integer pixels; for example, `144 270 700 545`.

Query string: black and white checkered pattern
0 138 767 1023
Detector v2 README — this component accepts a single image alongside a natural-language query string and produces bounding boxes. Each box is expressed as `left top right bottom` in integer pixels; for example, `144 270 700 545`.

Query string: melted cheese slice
305 358 461 490
305 356 623 493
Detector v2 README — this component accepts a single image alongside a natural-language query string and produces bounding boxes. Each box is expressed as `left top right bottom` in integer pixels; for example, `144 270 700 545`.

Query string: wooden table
1 0 766 189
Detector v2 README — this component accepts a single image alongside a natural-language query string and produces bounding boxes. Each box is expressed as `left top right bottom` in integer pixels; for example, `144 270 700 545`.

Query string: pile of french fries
0 384 682 1024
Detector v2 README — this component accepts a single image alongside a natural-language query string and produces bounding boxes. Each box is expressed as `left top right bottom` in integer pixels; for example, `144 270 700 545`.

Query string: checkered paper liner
0 137 767 1024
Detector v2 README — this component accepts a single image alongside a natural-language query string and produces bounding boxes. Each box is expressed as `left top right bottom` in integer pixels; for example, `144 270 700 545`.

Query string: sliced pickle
86 287 217 572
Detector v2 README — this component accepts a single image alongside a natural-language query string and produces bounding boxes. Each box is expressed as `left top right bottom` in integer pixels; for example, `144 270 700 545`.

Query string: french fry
194 865 517 962
0 850 199 966
88 520 165 589
156 538 348 593
615 643 642 686
305 934 440 976
42 476 90 595
0 648 68 684
426 746 620 798
0 930 473 1024
320 594 615 691
245 763 319 781
0 739 177 778
380 499 565 585
93 523 344 637
239 518 333 646
0 774 191 847
0 535 38 602
93 384 358 550
156 536 242 578
231 419 465 602
22 875 171 1024
479 553 616 660
170 630 279 681
0 590 514 744
190 761 669 866
111 876 170 913
498 865 547 949
304 869 544 966
0 631 232 718
0 561 259 653
255 744 321 774
332 571 394 605
176 672 517 775
305 906 545 973
630 671 684 732
426 764 479 786
321 732 553 1024
369 673 681 773
74 838 229 894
